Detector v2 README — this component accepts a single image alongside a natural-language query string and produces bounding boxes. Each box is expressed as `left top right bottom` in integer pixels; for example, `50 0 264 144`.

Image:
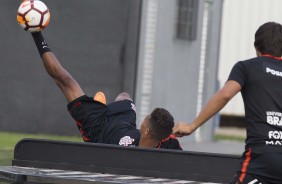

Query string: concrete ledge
2 138 240 183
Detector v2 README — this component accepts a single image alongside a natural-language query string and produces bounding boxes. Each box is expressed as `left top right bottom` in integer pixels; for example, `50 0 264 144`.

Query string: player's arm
32 32 84 103
173 80 241 137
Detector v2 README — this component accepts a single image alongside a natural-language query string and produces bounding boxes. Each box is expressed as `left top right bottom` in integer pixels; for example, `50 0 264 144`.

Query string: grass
214 127 246 142
0 149 13 166
0 131 82 166
214 134 246 142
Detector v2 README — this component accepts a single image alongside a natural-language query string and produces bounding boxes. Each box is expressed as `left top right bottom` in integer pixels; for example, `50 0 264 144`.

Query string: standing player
30 31 181 150
173 22 282 183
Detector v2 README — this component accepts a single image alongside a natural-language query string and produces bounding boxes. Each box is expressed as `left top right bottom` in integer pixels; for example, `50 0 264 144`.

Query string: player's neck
139 137 159 148
261 54 282 60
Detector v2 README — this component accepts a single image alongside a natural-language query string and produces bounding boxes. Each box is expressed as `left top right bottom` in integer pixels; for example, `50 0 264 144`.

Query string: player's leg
104 98 137 144
231 174 266 184
68 95 108 142
115 92 133 102
106 92 136 127
231 151 282 184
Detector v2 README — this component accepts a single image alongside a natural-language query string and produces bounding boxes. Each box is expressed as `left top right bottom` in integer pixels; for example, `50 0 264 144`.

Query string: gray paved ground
181 128 245 155
181 141 244 155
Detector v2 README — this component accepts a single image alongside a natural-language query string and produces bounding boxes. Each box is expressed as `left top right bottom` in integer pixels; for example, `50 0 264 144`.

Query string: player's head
254 22 282 57
140 108 174 143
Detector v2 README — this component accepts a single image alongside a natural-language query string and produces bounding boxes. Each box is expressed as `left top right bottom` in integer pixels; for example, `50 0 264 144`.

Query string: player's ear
145 127 150 135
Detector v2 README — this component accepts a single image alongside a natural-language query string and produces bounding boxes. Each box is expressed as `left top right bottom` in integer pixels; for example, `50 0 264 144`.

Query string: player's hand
172 122 195 137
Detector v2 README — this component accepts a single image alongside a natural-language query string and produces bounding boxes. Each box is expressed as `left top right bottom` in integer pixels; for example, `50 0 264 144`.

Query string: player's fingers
175 133 184 137
172 126 177 134
172 128 183 137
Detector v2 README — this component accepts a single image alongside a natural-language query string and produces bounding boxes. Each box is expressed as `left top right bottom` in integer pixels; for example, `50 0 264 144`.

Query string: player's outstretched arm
32 32 84 103
173 80 241 137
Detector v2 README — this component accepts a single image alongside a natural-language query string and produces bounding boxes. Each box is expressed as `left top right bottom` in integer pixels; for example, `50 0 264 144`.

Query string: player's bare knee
115 92 132 102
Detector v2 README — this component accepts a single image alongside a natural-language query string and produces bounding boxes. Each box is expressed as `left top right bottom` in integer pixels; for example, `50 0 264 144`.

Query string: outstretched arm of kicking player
32 32 84 103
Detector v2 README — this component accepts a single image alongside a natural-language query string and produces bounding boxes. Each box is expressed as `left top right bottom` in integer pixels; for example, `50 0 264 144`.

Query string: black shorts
231 148 282 184
67 95 108 142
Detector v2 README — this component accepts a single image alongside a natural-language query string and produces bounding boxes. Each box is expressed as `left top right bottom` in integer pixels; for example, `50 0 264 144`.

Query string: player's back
239 55 282 151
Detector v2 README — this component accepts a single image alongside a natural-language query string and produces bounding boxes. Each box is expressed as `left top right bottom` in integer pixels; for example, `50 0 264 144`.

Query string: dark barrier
1 138 241 183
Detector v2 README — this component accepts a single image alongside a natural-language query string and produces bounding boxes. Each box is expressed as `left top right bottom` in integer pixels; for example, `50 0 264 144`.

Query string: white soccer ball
17 0 51 32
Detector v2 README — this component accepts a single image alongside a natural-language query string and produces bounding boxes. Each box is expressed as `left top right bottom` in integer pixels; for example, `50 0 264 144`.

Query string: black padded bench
0 138 241 184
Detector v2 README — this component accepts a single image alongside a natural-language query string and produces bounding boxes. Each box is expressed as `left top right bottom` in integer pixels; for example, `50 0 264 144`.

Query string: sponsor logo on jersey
247 179 262 184
266 140 282 146
266 67 282 77
266 131 282 146
268 131 282 139
265 111 282 146
266 111 282 126
119 136 135 146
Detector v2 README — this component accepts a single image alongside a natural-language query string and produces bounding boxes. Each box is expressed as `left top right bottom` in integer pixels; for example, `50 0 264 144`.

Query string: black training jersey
68 96 182 150
228 55 282 153
68 96 140 145
102 100 182 150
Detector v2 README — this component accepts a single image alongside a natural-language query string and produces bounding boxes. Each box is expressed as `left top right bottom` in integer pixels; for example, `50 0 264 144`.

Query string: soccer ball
17 0 50 32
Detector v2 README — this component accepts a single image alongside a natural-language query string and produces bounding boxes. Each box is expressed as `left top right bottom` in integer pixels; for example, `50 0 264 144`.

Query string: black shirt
228 55 282 153
68 96 182 150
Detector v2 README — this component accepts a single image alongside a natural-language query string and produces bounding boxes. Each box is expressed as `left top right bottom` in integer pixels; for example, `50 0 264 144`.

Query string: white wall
218 0 282 116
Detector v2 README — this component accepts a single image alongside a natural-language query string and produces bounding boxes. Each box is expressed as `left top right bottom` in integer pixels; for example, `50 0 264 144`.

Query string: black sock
31 32 51 57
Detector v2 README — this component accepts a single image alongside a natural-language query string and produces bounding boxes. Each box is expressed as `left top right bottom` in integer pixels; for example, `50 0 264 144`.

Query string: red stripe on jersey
76 121 82 127
239 148 252 182
156 142 161 148
161 134 177 142
80 129 86 134
73 101 82 109
262 54 282 60
82 136 90 142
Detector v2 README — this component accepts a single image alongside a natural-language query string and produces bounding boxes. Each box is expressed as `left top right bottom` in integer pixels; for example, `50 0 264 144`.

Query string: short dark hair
148 108 174 141
254 22 282 57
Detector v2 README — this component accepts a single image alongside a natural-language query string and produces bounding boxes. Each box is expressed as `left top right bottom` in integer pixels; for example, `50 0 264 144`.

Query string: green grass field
0 131 82 166
214 134 245 142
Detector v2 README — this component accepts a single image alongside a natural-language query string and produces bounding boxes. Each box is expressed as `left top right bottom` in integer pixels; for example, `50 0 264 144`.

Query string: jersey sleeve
227 61 247 88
